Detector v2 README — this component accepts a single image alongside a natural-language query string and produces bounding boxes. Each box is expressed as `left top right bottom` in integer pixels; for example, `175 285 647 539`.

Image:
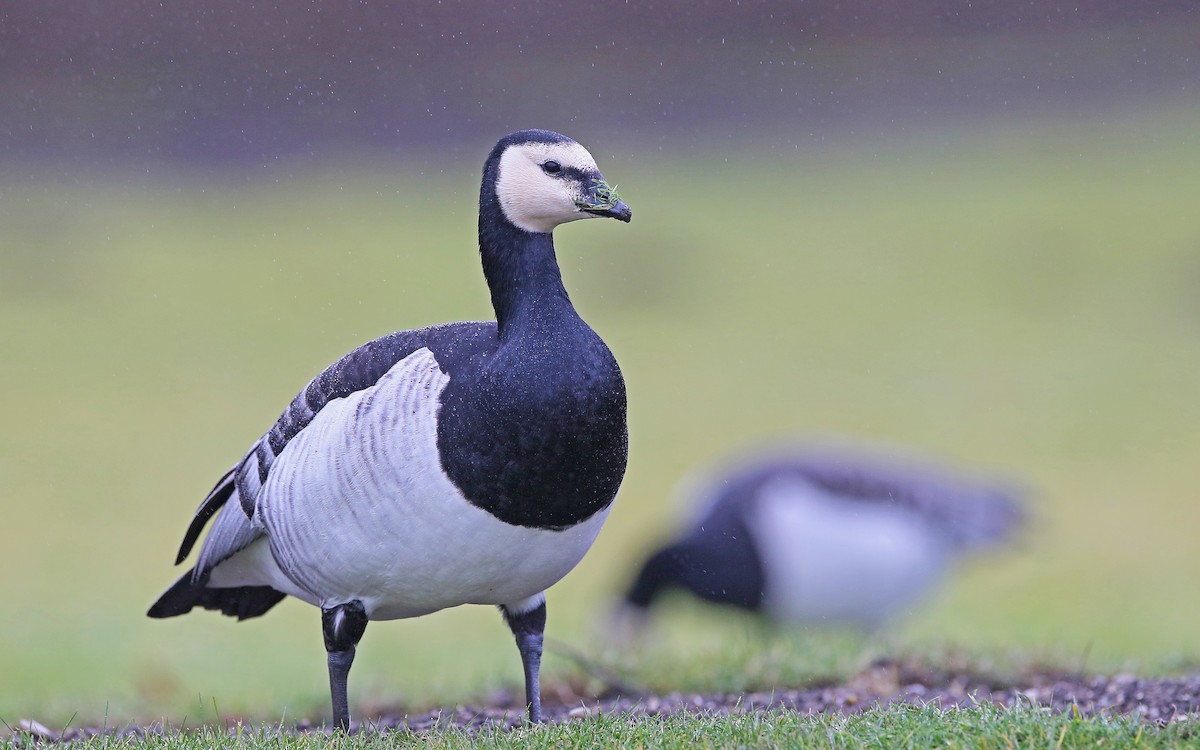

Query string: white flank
496 140 603 233
747 476 951 628
207 535 312 601
249 347 610 620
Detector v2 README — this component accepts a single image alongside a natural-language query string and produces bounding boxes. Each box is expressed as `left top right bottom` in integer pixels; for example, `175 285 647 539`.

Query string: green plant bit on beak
577 179 621 210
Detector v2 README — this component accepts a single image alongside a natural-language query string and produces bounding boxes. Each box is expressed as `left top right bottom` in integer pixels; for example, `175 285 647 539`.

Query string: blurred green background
1 0 1198 726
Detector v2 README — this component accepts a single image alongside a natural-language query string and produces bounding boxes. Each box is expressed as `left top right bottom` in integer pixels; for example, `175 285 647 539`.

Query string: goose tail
148 569 285 621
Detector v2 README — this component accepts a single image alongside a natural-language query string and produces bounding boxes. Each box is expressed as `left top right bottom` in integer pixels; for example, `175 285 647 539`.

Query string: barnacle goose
620 441 1025 632
148 130 633 730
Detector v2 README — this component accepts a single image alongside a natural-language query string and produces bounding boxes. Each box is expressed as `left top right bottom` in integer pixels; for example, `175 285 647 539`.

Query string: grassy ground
2 101 1199 738
5 703 1197 749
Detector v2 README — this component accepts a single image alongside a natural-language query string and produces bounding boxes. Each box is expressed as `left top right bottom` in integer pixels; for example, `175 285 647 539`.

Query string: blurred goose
621 441 1024 631
149 130 632 730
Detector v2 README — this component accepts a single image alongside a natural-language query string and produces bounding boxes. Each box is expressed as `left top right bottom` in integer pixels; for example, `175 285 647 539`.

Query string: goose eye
542 161 561 174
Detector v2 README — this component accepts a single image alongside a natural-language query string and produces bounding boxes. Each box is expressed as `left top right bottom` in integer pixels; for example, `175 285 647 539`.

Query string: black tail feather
148 568 286 621
176 468 238 565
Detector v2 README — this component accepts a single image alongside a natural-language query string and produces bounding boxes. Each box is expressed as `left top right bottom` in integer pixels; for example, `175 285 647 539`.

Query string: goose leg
322 600 369 732
500 599 547 723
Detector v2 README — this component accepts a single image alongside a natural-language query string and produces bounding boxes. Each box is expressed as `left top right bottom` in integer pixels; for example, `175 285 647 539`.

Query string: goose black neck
478 173 574 340
626 539 766 612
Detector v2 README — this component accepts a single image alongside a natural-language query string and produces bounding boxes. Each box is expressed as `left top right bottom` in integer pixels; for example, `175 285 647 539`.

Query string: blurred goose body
623 442 1024 630
149 130 633 729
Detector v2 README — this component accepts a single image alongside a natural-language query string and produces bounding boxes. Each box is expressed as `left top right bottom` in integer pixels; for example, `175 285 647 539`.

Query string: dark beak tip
606 199 632 223
582 200 632 223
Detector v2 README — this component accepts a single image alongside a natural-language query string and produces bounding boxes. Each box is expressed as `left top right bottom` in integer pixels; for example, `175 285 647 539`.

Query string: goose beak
578 178 632 222
583 199 632 223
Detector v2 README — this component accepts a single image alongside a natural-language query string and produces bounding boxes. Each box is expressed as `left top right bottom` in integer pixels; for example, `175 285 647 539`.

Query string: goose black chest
148 129 633 729
436 227 627 530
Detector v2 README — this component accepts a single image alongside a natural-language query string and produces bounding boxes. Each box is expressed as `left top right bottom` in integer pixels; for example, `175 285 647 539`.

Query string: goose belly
255 348 610 620
747 480 951 627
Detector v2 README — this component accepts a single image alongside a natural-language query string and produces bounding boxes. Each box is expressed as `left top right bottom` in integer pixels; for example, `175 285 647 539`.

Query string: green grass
2 100 1200 740
4 703 1196 749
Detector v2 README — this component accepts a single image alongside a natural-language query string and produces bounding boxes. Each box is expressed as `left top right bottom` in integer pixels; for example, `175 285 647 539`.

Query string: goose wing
700 444 1026 551
172 327 453 576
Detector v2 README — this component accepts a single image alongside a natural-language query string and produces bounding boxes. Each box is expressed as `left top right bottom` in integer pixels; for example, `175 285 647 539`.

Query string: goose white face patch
496 140 603 233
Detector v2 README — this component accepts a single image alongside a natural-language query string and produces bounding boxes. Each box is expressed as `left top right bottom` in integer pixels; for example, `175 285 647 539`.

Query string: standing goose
149 129 632 730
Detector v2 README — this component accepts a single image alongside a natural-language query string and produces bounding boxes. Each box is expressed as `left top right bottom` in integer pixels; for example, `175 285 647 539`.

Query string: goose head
483 129 632 235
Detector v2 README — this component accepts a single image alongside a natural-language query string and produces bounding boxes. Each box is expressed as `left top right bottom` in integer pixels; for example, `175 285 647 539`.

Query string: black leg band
323 600 369 652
